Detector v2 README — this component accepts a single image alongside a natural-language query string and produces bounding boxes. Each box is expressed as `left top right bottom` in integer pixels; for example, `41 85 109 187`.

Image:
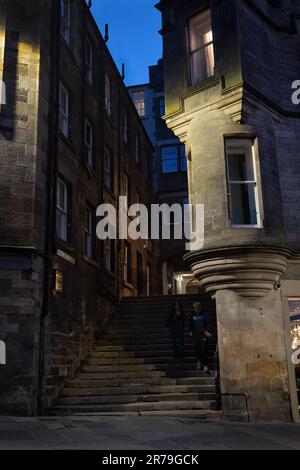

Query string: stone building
129 60 193 296
157 0 300 421
0 0 153 415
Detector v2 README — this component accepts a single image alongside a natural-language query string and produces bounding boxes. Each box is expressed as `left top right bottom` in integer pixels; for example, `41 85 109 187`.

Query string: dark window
137 252 143 294
124 242 132 284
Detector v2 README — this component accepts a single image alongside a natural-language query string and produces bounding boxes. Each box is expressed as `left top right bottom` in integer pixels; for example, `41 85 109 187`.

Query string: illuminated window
162 146 178 173
59 82 69 138
189 10 215 85
56 178 69 242
61 0 71 44
133 91 145 117
226 139 261 227
85 37 93 84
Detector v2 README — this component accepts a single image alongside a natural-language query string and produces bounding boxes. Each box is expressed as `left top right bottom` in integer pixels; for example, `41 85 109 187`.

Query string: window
105 74 111 115
106 239 115 273
59 82 69 138
180 145 187 171
123 173 130 201
84 205 95 259
226 139 261 227
189 10 215 85
133 91 145 117
104 150 114 191
137 252 143 294
123 111 128 143
84 119 93 167
135 132 140 163
61 0 71 44
159 97 165 117
124 242 132 284
85 37 93 84
56 178 69 242
162 146 178 173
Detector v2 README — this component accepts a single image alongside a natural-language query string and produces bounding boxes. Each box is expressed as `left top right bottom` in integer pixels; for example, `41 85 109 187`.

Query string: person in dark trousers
167 300 185 358
189 302 212 374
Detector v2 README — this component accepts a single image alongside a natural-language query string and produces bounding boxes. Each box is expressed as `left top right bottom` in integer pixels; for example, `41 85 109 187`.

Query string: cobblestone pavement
0 416 300 450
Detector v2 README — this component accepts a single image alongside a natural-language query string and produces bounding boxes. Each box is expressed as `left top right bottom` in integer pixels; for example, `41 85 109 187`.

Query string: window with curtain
189 10 215 85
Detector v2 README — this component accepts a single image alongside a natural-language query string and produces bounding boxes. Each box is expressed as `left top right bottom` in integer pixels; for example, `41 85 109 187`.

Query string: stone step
61 384 216 397
93 344 217 353
56 393 215 406
89 349 216 359
97 338 216 346
50 399 215 414
81 363 215 374
65 376 215 388
86 356 215 366
75 370 167 380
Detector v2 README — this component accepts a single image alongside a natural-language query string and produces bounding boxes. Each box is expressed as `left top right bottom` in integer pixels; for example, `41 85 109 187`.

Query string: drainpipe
37 0 61 414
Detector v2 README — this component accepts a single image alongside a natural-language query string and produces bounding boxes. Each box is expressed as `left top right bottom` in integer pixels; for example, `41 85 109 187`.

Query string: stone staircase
50 295 221 418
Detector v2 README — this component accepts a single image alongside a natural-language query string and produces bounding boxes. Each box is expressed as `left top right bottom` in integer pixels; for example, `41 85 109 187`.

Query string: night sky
91 0 162 86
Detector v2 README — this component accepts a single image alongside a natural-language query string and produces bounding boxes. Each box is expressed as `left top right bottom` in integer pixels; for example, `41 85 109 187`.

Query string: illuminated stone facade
157 0 300 421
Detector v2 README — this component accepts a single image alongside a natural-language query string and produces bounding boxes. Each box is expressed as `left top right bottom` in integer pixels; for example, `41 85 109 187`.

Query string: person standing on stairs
167 300 186 358
189 302 213 374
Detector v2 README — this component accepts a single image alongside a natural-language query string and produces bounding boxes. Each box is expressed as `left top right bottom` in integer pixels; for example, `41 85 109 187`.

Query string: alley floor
0 415 300 450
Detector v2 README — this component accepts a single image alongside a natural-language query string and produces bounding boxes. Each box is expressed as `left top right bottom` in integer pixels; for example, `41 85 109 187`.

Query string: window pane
162 147 178 173
230 183 258 225
228 153 255 182
189 10 213 51
190 43 214 84
180 146 187 171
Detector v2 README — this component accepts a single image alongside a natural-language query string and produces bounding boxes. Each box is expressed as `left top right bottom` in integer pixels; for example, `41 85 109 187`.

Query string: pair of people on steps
167 300 212 374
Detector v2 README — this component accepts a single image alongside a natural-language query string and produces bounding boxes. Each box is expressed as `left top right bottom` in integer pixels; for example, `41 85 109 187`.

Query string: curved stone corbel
185 245 292 298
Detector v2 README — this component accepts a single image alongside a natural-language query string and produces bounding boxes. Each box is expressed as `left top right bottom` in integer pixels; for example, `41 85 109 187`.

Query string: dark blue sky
91 0 162 86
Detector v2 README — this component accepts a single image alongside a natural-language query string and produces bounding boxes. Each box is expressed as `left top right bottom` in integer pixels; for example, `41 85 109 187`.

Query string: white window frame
189 10 215 85
57 178 68 242
85 37 93 84
61 0 71 44
133 91 145 117
225 139 262 229
84 206 93 258
85 119 93 167
105 73 111 115
59 82 69 138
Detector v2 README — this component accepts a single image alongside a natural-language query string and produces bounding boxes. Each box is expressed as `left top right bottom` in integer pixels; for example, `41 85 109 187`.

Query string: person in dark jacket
167 300 185 357
189 302 212 373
